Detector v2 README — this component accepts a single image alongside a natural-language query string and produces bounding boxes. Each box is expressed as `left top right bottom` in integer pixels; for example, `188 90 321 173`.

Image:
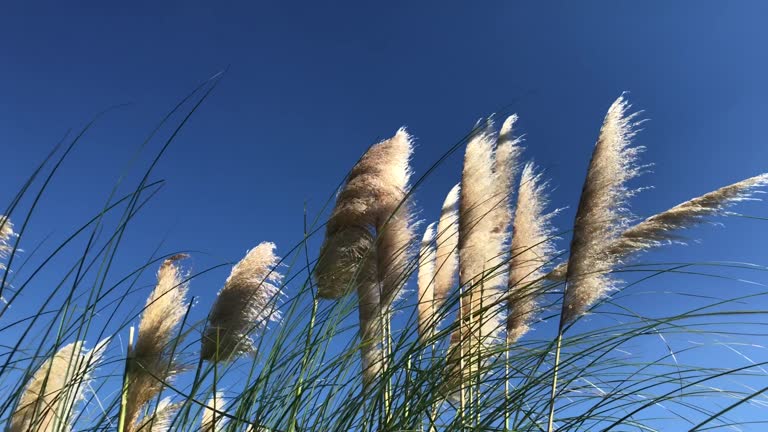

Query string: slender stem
505 339 510 431
458 284 465 431
117 326 134 432
546 330 563 432
288 297 318 432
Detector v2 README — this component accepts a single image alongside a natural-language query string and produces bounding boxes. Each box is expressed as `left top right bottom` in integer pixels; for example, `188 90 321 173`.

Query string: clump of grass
4 86 768 432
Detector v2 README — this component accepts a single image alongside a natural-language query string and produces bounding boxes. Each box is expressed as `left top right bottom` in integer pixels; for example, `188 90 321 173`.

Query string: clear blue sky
2 1 768 429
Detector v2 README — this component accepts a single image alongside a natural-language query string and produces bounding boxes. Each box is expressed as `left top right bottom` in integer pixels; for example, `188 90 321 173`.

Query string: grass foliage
2 76 768 431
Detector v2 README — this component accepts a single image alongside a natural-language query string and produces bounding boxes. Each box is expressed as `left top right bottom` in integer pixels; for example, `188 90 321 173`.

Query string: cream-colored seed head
433 184 460 314
133 398 180 432
126 255 189 430
459 129 507 346
548 173 768 281
562 96 643 326
202 242 283 361
417 222 437 342
201 392 226 432
316 129 413 299
492 114 522 235
10 340 106 432
507 163 558 343
0 216 14 272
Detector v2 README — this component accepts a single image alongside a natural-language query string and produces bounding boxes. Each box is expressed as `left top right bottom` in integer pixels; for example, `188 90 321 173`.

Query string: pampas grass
433 184 460 315
316 128 413 300
201 242 283 361
124 255 190 430
561 95 643 326
548 173 768 281
506 163 558 344
134 398 179 432
10 340 106 432
201 392 225 432
0 216 13 268
4 87 768 432
417 222 437 343
313 129 414 391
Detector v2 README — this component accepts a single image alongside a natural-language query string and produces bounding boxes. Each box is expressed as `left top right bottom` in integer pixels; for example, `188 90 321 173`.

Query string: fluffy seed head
459 128 507 345
127 255 189 430
11 340 107 432
134 398 180 432
202 242 283 361
0 216 14 271
548 173 768 281
316 129 413 299
492 114 523 234
417 222 437 342
201 392 226 432
562 95 643 326
507 163 558 343
433 184 460 314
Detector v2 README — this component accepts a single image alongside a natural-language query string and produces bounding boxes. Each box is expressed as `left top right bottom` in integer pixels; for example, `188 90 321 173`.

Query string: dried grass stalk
201 392 225 432
417 222 437 342
126 254 189 430
507 163 558 343
202 242 283 361
10 340 107 432
561 96 643 326
548 173 768 281
433 184 460 315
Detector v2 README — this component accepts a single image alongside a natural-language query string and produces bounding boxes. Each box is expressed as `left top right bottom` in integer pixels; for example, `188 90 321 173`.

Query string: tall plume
316 128 413 300
201 392 226 432
313 129 414 388
202 242 283 361
133 398 180 432
492 114 523 234
0 216 14 269
10 340 107 432
125 255 189 430
433 184 460 316
507 163 558 343
458 125 514 348
561 95 643 327
417 222 437 343
548 173 768 281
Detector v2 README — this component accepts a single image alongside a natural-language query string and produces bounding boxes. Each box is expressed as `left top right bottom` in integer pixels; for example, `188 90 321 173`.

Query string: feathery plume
313 129 414 389
561 95 643 326
548 173 768 281
10 340 107 432
316 128 413 299
443 126 514 395
492 115 523 234
0 215 13 266
507 163 558 343
125 254 189 430
417 223 437 342
201 392 226 432
202 242 283 361
133 398 180 432
458 128 507 346
433 184 460 314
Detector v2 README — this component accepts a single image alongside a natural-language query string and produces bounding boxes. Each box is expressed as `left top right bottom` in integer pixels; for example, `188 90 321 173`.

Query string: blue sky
2 1 768 429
